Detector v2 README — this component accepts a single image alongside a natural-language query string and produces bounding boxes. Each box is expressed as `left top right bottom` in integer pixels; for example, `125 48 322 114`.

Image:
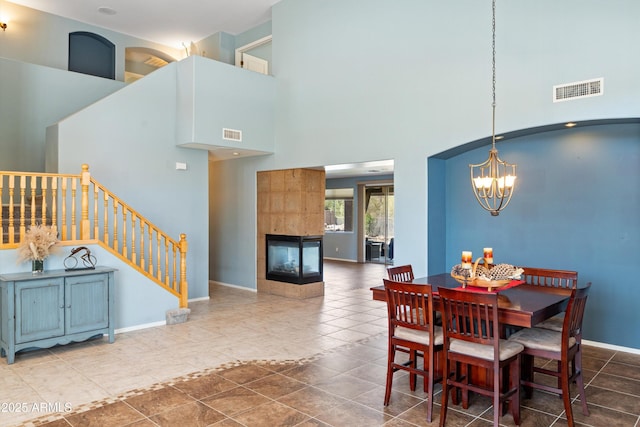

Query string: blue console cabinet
0 267 116 364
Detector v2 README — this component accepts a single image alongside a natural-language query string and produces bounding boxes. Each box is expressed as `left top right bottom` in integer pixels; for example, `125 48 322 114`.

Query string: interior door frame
234 35 272 69
357 180 394 263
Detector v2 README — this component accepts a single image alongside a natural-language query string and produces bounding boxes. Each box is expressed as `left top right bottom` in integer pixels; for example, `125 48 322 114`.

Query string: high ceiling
8 0 280 48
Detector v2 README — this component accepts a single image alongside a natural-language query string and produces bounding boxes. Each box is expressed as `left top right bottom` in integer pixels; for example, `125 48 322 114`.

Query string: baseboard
209 280 257 292
582 339 640 355
115 320 166 334
323 257 357 263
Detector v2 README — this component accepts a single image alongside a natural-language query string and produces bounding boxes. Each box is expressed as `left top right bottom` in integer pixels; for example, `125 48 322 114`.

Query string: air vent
222 128 242 142
553 78 603 102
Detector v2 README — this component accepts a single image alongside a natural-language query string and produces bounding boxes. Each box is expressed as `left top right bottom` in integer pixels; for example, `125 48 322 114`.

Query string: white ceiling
8 0 279 48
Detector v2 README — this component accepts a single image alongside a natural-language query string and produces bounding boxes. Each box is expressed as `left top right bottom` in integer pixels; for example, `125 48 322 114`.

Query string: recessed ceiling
8 0 280 48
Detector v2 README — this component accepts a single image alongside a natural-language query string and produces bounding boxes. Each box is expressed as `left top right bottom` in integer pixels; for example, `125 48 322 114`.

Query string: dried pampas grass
17 224 59 262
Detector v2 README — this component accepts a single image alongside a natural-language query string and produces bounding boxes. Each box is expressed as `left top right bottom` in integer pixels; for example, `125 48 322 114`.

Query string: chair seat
396 325 443 346
509 326 576 352
534 313 564 332
449 338 523 361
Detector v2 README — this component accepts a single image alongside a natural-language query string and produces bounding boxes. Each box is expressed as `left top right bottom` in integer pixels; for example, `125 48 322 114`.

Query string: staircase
0 165 189 308
2 199 43 244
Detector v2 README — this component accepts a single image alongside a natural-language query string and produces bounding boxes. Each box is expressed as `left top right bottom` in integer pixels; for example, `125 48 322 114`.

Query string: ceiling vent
222 128 242 142
553 78 603 102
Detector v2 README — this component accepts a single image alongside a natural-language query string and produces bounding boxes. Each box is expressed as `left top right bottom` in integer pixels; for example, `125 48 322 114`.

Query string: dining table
371 273 573 329
371 272 575 390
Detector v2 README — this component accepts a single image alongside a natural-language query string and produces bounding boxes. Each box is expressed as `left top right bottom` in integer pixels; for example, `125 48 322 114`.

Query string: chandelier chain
491 0 497 148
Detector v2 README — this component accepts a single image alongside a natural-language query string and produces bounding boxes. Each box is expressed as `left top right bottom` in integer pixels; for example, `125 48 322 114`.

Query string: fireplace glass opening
266 234 323 284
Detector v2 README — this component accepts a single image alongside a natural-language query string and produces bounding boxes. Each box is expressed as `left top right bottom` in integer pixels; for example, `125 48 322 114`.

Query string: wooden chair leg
461 363 470 409
439 357 450 427
451 361 460 406
426 351 435 423
560 358 574 427
521 354 533 399
409 349 417 391
494 362 501 427
510 355 521 425
575 349 590 416
384 344 395 405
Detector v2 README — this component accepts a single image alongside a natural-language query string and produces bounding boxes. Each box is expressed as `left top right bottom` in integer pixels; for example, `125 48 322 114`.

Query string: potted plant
17 224 59 274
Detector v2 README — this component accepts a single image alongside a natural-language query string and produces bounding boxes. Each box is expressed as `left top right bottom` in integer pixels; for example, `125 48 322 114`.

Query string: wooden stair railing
0 164 188 308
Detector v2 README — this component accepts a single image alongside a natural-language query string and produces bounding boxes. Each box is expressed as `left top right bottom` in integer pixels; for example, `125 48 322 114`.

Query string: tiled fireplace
257 168 325 298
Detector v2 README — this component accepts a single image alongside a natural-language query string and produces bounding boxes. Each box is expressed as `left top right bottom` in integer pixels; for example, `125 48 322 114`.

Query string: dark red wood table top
371 273 572 328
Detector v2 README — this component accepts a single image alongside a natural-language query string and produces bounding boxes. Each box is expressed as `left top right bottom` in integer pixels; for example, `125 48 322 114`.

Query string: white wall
52 61 210 305
177 56 275 153
0 58 123 171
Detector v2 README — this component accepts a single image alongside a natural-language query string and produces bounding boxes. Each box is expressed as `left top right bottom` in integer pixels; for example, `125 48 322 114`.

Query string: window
324 188 353 232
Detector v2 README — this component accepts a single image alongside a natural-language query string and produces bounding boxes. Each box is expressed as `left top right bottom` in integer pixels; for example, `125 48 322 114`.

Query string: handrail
0 164 188 308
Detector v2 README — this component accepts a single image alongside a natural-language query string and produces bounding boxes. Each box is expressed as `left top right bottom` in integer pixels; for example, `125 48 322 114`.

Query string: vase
32 259 44 274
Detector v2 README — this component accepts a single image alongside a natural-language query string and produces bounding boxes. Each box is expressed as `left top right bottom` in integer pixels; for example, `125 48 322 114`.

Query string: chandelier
469 0 516 216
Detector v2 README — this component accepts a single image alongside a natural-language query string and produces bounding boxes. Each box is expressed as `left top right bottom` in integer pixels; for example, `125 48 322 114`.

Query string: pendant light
469 0 517 216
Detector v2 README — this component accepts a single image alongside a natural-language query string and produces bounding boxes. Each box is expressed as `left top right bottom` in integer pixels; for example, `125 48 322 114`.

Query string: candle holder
461 251 473 270
483 247 493 266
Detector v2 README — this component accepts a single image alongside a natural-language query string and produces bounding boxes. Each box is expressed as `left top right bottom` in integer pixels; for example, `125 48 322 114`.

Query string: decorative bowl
451 274 511 290
451 257 519 291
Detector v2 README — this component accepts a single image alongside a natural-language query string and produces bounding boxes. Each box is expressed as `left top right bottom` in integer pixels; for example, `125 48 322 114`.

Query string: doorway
364 185 394 265
235 35 272 75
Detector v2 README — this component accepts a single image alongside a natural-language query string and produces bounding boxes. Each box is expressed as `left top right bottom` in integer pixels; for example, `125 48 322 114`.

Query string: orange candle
461 251 472 269
483 247 493 264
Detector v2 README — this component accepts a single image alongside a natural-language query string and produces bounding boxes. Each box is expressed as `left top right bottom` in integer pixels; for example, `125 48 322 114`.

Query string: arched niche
125 47 177 83
68 31 115 80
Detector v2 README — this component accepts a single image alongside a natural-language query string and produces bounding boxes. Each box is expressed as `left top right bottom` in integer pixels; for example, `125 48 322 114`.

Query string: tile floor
0 260 639 427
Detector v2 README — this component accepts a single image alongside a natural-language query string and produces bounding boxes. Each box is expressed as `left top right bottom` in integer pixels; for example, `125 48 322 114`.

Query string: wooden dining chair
438 288 524 427
383 279 443 423
387 264 414 282
521 267 578 289
521 267 578 332
508 283 591 427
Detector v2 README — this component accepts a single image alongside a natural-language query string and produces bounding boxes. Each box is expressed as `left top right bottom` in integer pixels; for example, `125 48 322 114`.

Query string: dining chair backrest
521 267 578 289
387 265 414 282
383 278 434 332
438 288 523 426
508 282 592 426
438 288 500 354
563 282 591 346
383 278 442 423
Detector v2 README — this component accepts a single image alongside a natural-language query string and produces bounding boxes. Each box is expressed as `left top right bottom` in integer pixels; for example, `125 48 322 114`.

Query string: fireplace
266 234 323 284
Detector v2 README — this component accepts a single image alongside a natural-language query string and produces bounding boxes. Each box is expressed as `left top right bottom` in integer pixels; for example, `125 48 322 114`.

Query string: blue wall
430 123 640 348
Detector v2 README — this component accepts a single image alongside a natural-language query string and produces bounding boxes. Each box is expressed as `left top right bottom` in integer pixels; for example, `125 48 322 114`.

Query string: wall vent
222 128 242 142
553 78 603 102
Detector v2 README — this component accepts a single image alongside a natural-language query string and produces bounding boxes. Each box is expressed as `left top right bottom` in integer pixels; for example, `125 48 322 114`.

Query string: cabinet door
15 278 65 343
65 274 109 334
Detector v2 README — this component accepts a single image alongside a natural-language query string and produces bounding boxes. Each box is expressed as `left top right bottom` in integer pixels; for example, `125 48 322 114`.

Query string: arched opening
68 32 115 79
125 47 177 83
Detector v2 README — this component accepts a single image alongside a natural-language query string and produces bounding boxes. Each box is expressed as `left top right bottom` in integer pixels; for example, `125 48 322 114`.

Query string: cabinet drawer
15 278 65 344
